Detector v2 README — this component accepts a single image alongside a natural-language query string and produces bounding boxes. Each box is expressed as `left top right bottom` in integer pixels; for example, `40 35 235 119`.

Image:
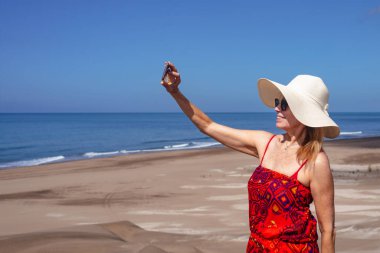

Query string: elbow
320 225 336 238
199 124 209 134
198 121 213 134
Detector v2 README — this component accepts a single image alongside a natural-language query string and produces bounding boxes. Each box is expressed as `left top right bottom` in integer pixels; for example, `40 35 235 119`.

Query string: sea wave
162 141 221 150
84 151 125 158
143 136 209 145
340 131 363 136
83 141 221 158
0 155 65 169
1 141 222 169
83 149 141 158
164 143 190 149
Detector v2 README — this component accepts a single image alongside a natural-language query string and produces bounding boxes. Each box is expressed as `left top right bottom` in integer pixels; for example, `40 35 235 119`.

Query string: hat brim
257 78 340 139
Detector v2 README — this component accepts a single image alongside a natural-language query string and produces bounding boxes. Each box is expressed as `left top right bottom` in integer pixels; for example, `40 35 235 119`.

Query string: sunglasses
274 98 288 111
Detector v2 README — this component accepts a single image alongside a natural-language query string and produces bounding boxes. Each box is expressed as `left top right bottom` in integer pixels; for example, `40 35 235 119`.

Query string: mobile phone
161 64 172 81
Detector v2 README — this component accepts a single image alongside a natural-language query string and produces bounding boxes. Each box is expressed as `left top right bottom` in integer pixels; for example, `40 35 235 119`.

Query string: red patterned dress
246 135 319 253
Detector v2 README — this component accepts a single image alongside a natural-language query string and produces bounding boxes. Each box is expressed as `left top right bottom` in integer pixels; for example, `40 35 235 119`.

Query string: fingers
161 61 181 87
163 61 180 78
165 61 178 72
170 71 180 77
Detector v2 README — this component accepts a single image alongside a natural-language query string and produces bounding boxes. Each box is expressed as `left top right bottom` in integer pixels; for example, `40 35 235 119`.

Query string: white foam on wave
140 142 221 152
340 131 363 135
0 141 221 169
83 149 142 158
160 141 221 151
0 155 65 168
164 143 189 149
79 141 221 160
84 151 121 158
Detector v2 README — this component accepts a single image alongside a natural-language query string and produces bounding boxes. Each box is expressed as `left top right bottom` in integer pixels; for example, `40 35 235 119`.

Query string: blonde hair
297 127 324 163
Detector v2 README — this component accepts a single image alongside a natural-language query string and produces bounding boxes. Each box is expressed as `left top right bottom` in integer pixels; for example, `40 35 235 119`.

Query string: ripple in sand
181 183 246 189
201 234 249 242
76 222 100 225
335 204 380 213
227 173 252 177
344 210 380 217
209 168 225 173
136 222 223 235
137 222 166 230
126 206 226 217
46 213 65 218
335 189 380 200
155 227 214 235
232 204 248 211
337 225 380 239
207 194 247 201
225 222 247 227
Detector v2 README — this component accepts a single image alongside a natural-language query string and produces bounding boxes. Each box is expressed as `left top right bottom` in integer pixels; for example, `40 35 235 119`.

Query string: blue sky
0 1 379 113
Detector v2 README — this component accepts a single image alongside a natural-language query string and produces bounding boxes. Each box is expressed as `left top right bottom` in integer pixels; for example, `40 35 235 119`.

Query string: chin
276 123 289 131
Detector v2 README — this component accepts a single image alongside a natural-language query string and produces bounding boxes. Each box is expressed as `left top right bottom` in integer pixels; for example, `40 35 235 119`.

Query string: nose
274 104 281 112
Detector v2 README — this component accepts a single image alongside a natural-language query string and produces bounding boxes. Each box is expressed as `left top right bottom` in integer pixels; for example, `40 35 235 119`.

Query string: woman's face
274 97 304 131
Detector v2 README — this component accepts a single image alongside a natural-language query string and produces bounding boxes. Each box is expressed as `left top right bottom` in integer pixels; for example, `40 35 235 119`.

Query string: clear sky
1 0 379 113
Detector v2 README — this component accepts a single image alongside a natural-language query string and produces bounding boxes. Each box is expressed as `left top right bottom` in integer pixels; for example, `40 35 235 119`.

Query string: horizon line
1 111 379 114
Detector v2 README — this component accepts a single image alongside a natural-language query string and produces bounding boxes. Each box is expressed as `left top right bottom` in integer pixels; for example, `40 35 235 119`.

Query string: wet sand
0 137 379 253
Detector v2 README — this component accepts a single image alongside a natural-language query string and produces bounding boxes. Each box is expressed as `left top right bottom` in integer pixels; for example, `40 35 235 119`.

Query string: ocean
1 112 379 169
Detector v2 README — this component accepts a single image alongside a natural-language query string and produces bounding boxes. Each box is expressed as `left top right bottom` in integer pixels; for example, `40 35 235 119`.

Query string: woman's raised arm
161 61 271 157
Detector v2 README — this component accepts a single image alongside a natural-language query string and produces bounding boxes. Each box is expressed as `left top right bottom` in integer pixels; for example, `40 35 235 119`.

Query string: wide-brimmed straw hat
257 75 340 139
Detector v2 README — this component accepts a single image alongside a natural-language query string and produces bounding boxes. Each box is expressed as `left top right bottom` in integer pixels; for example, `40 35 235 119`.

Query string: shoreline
1 135 380 172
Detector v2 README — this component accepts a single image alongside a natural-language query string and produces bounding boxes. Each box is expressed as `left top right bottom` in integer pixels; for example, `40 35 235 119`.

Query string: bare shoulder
248 130 276 146
245 130 275 149
310 151 334 188
313 152 331 175
251 131 277 156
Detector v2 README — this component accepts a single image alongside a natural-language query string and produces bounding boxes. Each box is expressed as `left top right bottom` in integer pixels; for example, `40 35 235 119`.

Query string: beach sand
0 137 379 253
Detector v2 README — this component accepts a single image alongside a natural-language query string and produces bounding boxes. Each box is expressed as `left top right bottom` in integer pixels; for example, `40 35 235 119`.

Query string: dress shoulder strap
290 159 308 179
260 134 276 166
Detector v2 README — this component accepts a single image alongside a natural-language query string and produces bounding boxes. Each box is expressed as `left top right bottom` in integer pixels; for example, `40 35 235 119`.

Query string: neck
284 126 306 146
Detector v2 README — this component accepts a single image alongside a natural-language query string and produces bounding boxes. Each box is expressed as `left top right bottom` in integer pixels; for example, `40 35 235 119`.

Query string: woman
161 61 338 253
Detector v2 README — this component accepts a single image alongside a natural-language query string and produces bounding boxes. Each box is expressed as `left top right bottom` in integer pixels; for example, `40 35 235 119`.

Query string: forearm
168 89 213 132
321 229 336 253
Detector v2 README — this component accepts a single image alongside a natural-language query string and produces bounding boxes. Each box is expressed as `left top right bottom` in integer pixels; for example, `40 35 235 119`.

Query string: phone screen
161 65 172 81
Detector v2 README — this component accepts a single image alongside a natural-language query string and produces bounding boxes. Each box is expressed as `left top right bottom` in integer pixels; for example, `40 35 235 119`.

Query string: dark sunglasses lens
281 100 288 111
274 98 279 107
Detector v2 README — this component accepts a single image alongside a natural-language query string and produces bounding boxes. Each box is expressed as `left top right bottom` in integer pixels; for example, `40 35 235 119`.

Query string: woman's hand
160 61 181 93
